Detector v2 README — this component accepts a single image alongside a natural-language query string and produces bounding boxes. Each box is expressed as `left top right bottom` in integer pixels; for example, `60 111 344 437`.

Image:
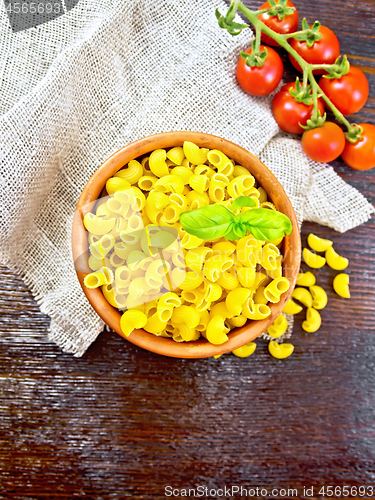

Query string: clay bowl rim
71 131 301 358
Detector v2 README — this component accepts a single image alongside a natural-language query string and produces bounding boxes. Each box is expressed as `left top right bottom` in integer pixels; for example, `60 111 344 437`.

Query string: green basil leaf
238 209 292 241
230 196 256 212
180 204 235 240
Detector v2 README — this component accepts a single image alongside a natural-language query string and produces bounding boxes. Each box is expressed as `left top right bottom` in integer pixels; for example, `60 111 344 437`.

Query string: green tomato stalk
216 1 362 143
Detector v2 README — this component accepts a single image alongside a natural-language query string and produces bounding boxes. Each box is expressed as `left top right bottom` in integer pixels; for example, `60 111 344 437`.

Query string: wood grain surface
0 1 374 498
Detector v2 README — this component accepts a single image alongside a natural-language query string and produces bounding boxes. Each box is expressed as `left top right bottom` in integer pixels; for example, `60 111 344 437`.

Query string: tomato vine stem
219 0 360 142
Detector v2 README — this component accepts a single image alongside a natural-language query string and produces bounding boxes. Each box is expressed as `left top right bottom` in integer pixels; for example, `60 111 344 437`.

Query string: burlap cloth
0 0 373 356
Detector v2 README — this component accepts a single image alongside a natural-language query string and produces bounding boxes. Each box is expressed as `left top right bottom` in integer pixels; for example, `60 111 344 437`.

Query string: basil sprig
179 196 292 241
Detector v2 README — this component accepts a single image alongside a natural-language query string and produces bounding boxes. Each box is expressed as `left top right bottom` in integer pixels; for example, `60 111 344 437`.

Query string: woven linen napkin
0 0 373 356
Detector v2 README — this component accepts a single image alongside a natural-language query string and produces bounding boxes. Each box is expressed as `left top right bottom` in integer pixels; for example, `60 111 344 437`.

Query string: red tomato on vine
341 123 375 170
236 45 284 96
302 122 345 162
319 66 369 115
258 0 299 47
289 25 340 74
272 82 325 134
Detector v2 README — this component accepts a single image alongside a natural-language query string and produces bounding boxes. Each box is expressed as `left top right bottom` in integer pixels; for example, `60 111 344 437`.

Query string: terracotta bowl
72 131 301 358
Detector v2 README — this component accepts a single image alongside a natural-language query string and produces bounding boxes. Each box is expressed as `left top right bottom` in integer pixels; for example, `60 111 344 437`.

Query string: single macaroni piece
227 175 255 198
181 158 193 169
303 248 326 269
171 166 193 184
145 259 168 288
106 177 131 194
253 286 268 305
219 161 234 177
207 149 230 170
128 277 150 300
115 160 143 184
204 255 233 282
251 272 268 292
268 341 294 359
120 309 147 337
227 315 247 328
126 250 148 270
204 282 222 303
212 241 236 256
210 301 233 320
181 233 204 250
186 190 209 209
183 141 209 164
325 246 349 270
162 203 183 224
267 255 282 279
95 201 112 218
237 266 256 288
242 299 271 320
333 273 350 298
83 213 116 236
196 310 210 332
184 247 210 272
174 324 199 341
309 285 328 310
208 180 226 202
84 267 113 289
131 187 146 210
179 271 204 291
110 216 128 238
282 299 303 315
205 316 229 345
296 271 316 287
267 314 288 338
144 312 168 334
232 342 257 358
264 277 290 303
171 305 200 328
149 149 169 177
260 243 279 271
102 284 119 308
307 233 333 252
115 266 131 291
154 174 184 194
226 287 252 316
181 289 204 306
188 174 209 193
260 201 276 210
195 164 215 178
166 146 185 165
292 287 313 308
257 186 268 204
232 165 248 177
168 192 187 211
88 254 104 271
90 234 115 259
212 172 230 186
236 234 262 267
138 175 158 191
302 307 321 333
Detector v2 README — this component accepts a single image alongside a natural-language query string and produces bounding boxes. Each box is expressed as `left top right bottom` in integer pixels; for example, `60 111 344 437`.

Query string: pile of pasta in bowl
82 141 293 346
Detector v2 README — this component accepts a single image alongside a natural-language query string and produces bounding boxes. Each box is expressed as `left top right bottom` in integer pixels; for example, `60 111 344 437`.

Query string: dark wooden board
0 1 374 498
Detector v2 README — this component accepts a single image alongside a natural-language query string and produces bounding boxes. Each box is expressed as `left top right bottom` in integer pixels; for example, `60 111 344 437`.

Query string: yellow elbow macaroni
333 273 350 298
83 141 292 345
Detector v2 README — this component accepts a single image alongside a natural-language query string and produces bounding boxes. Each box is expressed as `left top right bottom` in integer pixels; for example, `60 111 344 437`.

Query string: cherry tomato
272 82 325 134
341 123 375 170
237 45 283 96
289 26 340 75
302 122 346 162
258 0 299 47
319 66 369 115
